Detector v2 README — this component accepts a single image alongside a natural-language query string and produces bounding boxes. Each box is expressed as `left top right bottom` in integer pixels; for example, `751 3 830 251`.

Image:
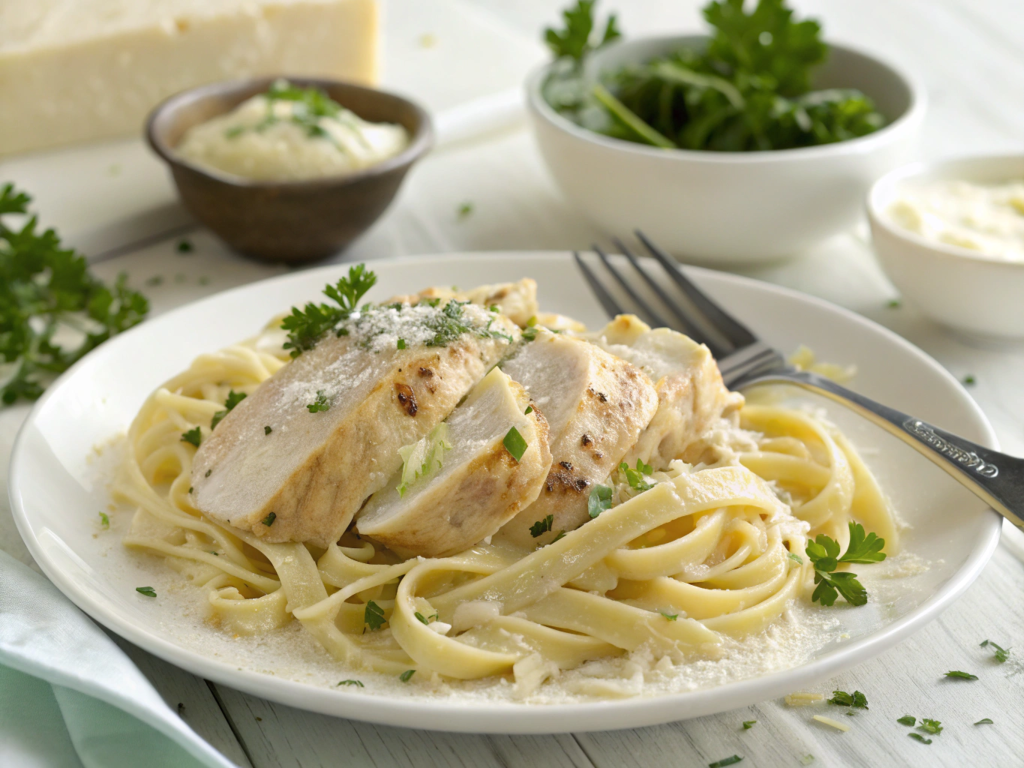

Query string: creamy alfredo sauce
177 80 409 182
888 179 1024 261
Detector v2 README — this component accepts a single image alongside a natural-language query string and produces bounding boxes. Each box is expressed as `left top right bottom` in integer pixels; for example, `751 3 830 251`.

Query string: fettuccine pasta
116 309 897 698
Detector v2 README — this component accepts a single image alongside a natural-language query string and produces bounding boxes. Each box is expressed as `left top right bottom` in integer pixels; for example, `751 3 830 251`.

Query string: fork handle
744 370 1024 529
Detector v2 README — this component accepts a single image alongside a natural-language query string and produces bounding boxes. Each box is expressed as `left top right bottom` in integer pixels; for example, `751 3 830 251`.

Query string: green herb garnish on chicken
281 264 377 357
0 184 149 405
543 0 886 152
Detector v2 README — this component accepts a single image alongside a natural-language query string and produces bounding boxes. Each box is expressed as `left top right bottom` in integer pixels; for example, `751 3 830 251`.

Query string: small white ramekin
868 155 1024 340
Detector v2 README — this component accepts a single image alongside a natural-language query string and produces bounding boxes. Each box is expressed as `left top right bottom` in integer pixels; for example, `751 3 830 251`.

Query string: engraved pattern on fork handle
902 420 999 478
738 369 1024 529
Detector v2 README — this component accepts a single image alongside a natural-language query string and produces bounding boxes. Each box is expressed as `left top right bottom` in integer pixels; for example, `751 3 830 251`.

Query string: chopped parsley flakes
181 427 202 448
457 202 474 219
307 390 331 413
262 512 276 527
211 389 247 429
503 426 528 462
176 239 194 253
659 610 679 621
908 733 931 745
337 680 364 687
708 757 743 768
918 719 943 735
364 600 386 631
530 514 554 538
980 639 1009 663
98 511 110 529
944 670 978 681
136 586 157 598
742 720 756 730
264 425 273 435
974 718 993 725
399 669 416 683
897 716 916 726
620 458 655 492
828 690 868 709
588 484 612 518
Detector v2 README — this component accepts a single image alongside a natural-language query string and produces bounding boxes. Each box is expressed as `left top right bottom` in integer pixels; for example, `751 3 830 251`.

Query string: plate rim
9 251 1003 733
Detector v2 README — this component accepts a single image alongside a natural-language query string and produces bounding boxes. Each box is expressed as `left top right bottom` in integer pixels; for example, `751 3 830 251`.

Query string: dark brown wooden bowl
146 77 433 263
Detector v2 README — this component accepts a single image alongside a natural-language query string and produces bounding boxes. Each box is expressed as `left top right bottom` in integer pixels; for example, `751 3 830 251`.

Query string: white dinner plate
9 253 1002 733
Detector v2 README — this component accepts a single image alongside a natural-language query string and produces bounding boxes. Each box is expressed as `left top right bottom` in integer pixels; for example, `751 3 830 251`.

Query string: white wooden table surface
3 1 1024 766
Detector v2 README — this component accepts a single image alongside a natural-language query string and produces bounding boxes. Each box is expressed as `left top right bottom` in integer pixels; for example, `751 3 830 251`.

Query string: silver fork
574 231 1024 530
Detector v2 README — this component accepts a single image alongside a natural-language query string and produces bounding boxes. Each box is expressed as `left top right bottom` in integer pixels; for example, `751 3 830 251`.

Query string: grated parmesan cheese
812 715 851 732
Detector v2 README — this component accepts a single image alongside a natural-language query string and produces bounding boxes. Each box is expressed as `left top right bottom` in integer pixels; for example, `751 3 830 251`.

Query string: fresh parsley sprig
0 183 149 405
805 522 885 607
543 0 886 152
544 0 621 64
281 265 377 357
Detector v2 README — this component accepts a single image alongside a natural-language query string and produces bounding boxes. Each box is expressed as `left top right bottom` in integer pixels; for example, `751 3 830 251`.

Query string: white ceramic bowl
527 36 926 265
868 155 1024 339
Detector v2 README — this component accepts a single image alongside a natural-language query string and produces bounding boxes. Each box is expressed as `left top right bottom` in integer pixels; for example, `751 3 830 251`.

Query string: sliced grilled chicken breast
356 368 551 557
386 279 539 328
589 315 744 470
191 303 518 548
495 330 659 547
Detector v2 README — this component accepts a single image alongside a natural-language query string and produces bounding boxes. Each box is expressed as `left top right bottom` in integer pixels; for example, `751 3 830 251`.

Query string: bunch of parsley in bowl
528 0 925 264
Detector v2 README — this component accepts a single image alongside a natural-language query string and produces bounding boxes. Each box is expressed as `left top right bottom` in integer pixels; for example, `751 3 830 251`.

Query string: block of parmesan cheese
0 0 379 156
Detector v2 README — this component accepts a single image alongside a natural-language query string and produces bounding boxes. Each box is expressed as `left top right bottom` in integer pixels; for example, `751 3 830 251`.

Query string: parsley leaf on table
944 670 978 681
805 522 885 606
828 690 868 709
0 183 149 405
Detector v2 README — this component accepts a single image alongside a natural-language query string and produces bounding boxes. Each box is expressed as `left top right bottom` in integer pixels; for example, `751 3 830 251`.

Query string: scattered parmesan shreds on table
813 714 851 732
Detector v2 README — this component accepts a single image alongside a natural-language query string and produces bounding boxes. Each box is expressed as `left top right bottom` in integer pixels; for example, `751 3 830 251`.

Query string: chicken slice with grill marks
191 301 519 548
355 368 552 557
493 329 659 547
588 315 744 470
385 279 539 328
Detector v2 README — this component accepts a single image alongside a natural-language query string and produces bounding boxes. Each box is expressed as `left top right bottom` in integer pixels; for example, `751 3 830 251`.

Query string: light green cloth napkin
0 549 237 768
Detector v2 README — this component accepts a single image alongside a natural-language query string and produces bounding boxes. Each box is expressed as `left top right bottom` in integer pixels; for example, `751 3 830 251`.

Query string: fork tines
574 231 760 360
